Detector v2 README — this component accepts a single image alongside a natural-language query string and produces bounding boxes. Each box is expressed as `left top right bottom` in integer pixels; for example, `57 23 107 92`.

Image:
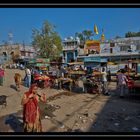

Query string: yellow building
84 40 100 55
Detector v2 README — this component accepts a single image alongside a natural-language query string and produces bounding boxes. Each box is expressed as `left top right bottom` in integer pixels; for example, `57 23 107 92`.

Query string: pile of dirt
46 91 75 102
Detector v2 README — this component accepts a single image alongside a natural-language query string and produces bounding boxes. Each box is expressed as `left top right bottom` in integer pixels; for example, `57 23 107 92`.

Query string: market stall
34 74 51 88
57 77 73 91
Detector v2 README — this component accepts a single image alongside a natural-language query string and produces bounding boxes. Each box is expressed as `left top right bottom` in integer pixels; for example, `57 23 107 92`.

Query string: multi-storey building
77 37 140 63
0 44 36 64
62 37 80 63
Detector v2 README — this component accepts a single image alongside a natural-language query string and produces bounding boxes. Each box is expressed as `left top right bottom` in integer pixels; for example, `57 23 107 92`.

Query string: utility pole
23 41 25 57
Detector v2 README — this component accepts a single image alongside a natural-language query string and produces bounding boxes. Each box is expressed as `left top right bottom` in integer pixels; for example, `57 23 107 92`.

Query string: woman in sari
0 65 4 86
21 83 46 132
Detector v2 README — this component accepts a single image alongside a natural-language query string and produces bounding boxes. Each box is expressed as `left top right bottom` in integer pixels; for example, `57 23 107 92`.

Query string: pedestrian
107 70 111 82
117 69 128 98
101 67 109 95
21 83 46 132
25 67 31 88
0 65 4 86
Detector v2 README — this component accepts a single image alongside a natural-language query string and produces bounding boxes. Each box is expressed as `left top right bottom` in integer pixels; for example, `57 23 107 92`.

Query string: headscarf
28 83 38 94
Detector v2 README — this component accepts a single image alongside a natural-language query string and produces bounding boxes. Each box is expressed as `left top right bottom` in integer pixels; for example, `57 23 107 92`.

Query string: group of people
0 62 131 132
99 67 129 98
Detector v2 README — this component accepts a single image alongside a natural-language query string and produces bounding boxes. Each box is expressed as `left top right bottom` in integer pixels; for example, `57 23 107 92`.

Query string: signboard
85 40 100 54
84 57 101 62
84 57 107 63
107 64 119 74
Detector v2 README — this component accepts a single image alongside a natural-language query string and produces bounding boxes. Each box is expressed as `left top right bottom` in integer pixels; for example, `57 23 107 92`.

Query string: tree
82 30 93 40
125 31 140 38
75 29 93 45
115 35 121 39
32 20 62 61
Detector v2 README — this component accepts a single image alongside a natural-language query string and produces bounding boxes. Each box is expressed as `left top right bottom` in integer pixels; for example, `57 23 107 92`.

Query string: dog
0 95 7 108
14 73 22 91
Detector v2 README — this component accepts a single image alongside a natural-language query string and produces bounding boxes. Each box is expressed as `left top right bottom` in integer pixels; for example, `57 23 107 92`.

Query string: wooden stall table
92 71 102 82
69 70 86 85
127 80 140 96
133 80 140 94
58 77 73 91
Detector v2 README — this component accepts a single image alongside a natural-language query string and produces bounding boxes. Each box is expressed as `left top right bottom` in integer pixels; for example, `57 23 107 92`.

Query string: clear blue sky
0 8 140 45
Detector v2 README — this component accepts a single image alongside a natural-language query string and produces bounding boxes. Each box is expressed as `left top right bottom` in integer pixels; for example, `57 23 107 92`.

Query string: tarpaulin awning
68 62 84 65
34 63 50 67
107 62 116 65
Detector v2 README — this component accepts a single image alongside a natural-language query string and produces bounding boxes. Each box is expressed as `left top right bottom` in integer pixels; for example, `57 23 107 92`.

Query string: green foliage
125 31 140 38
115 35 122 39
75 30 93 43
32 20 62 61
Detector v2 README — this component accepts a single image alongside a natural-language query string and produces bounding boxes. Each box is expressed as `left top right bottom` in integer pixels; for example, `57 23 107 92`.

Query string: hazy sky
0 8 140 45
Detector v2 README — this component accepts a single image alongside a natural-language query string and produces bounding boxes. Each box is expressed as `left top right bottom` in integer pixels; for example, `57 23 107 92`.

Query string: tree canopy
32 20 62 61
75 30 93 42
125 31 140 38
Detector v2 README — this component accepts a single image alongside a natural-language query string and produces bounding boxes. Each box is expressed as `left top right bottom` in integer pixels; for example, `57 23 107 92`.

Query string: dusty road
0 69 140 133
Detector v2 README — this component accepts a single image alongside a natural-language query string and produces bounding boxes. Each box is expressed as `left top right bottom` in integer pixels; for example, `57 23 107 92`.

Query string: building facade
62 37 80 63
0 44 36 64
77 37 140 63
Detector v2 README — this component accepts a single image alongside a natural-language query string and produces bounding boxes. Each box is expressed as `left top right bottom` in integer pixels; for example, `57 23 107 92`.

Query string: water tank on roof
70 36 73 40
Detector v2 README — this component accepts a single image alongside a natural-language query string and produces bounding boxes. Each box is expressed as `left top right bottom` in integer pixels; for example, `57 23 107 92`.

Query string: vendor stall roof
35 63 50 67
68 62 84 65
107 62 116 65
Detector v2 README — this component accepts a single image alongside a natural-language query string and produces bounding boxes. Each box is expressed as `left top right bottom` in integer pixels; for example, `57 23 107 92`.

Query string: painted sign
85 40 100 54
84 57 107 62
84 57 101 62
107 64 119 73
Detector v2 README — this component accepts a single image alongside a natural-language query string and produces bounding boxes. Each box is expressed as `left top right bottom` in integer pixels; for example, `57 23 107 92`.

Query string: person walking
101 67 109 95
25 67 31 88
117 69 128 98
21 83 46 132
0 65 5 86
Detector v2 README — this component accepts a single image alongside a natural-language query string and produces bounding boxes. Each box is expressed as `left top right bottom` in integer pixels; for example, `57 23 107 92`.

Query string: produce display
34 75 50 81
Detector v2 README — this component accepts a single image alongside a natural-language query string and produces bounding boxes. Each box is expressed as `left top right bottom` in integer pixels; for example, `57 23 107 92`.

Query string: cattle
14 73 22 91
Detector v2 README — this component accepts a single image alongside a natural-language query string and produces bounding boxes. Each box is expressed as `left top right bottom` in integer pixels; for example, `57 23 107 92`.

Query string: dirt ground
0 69 140 133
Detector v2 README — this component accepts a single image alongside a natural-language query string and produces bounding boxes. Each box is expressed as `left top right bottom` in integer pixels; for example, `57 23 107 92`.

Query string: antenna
8 32 13 45
23 41 26 57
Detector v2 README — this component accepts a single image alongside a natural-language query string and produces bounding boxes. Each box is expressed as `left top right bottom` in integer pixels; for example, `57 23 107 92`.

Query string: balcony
62 45 77 51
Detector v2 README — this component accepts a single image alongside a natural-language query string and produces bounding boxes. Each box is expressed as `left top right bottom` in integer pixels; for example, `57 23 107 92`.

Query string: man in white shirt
25 67 31 88
101 67 109 95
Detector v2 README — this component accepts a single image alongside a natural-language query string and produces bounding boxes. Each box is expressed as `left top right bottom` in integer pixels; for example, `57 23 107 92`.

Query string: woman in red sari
21 83 46 132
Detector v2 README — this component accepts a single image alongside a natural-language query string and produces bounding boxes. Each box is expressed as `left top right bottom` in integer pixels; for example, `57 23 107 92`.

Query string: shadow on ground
10 84 17 91
46 82 140 133
87 87 140 133
0 110 23 132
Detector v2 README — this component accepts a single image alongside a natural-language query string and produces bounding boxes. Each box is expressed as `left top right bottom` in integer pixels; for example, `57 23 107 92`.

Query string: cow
14 73 22 91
